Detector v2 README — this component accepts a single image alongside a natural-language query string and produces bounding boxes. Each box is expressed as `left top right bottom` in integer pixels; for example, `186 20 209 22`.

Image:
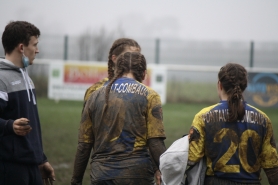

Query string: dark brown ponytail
218 63 248 122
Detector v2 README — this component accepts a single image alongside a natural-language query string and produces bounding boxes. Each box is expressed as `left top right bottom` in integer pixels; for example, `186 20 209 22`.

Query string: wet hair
107 38 141 80
105 52 146 105
218 63 248 122
2 21 40 54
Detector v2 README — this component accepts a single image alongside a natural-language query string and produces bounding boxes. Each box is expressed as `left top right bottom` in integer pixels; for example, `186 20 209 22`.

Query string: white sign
48 61 167 104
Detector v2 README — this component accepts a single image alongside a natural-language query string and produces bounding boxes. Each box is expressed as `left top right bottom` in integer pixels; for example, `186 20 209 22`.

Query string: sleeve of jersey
146 90 166 139
260 116 278 168
188 111 206 163
0 80 13 136
83 78 108 101
78 93 96 144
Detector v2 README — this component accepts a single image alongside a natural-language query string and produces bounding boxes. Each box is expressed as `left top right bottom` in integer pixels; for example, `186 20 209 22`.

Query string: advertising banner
244 72 278 108
48 61 167 104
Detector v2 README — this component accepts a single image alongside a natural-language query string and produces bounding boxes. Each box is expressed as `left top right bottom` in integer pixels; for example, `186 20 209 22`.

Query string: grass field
37 98 278 185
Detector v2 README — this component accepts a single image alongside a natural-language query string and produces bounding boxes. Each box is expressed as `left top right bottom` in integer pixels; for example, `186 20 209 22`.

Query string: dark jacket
0 58 47 165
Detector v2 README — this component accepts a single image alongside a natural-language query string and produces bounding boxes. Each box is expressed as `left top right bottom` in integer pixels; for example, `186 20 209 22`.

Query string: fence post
64 35 68 61
155 38 160 64
249 41 254 68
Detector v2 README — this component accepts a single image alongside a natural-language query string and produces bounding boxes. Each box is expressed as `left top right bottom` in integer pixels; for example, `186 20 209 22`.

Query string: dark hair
2 21 40 54
218 63 248 122
107 38 141 80
105 52 146 105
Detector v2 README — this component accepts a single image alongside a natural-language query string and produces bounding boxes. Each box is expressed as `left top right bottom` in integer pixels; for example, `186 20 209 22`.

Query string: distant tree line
78 26 125 61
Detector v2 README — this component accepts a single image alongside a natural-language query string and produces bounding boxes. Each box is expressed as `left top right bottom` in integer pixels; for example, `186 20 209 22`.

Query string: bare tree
92 27 114 61
78 30 93 61
78 25 125 62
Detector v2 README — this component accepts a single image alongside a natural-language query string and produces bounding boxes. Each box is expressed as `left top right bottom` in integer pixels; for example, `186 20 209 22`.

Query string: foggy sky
0 0 278 42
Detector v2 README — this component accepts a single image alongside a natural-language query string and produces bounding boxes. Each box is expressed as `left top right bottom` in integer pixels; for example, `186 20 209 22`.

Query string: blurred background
1 0 277 103
0 1 277 184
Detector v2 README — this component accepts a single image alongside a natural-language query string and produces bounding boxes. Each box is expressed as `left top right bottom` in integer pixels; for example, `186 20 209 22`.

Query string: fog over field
0 0 277 42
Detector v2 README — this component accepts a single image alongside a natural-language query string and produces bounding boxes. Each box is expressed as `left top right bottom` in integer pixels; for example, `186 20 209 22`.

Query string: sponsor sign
245 72 278 107
48 61 166 104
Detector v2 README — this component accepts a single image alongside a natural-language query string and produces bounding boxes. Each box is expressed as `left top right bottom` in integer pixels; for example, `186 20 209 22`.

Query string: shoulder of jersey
245 103 270 121
196 103 220 117
138 82 159 98
85 78 109 100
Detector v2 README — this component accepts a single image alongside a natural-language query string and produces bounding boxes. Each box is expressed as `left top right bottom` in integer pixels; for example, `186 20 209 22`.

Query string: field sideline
37 98 277 185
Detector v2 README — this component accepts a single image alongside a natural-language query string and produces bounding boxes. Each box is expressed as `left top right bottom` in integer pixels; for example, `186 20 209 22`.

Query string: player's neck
122 73 135 80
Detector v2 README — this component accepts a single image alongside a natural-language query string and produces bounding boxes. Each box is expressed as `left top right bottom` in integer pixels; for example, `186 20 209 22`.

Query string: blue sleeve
0 99 14 136
42 153 48 164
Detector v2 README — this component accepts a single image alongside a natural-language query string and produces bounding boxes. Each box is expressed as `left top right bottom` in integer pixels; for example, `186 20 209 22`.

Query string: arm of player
72 91 95 185
188 112 206 166
146 91 166 185
148 138 166 185
71 142 93 185
264 167 278 185
150 152 159 172
259 117 278 185
148 138 166 168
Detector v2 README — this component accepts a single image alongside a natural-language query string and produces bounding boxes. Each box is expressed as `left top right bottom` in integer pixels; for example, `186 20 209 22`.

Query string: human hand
13 118 32 136
154 170 162 185
39 162 55 185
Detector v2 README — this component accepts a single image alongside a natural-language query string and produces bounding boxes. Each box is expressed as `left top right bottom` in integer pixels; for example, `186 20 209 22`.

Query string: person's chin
30 59 34 65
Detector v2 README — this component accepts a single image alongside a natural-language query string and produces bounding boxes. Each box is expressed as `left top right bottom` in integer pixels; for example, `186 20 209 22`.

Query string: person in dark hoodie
0 21 55 185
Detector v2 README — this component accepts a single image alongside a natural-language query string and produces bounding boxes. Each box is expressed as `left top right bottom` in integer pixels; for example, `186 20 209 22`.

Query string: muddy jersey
83 78 109 101
79 77 166 181
188 100 278 183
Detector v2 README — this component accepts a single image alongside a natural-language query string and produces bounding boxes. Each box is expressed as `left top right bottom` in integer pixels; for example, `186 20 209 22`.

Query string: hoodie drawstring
19 68 36 105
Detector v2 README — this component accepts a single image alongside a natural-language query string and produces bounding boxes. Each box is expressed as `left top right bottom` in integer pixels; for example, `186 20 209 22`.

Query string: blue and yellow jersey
79 77 165 181
188 100 278 183
83 77 109 101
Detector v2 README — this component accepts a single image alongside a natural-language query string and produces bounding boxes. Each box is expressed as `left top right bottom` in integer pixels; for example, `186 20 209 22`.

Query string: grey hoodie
0 58 47 164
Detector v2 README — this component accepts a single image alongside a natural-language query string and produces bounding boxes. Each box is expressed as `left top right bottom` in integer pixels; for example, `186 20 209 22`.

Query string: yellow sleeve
188 105 216 163
146 90 166 139
188 111 206 163
78 91 97 143
84 78 108 101
260 117 278 168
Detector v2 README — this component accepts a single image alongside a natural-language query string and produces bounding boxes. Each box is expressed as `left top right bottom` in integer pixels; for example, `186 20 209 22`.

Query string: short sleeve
146 91 166 139
260 117 278 168
188 112 205 163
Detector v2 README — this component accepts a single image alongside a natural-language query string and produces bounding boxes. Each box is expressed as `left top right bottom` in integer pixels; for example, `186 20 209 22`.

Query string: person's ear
17 43 24 53
111 55 117 63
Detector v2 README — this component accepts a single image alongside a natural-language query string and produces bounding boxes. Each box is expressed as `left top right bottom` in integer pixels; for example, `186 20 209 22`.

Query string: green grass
38 98 277 185
166 82 219 104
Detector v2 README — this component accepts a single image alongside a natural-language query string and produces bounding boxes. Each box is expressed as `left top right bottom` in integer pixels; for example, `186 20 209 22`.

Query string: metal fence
1 35 277 104
1 35 277 68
